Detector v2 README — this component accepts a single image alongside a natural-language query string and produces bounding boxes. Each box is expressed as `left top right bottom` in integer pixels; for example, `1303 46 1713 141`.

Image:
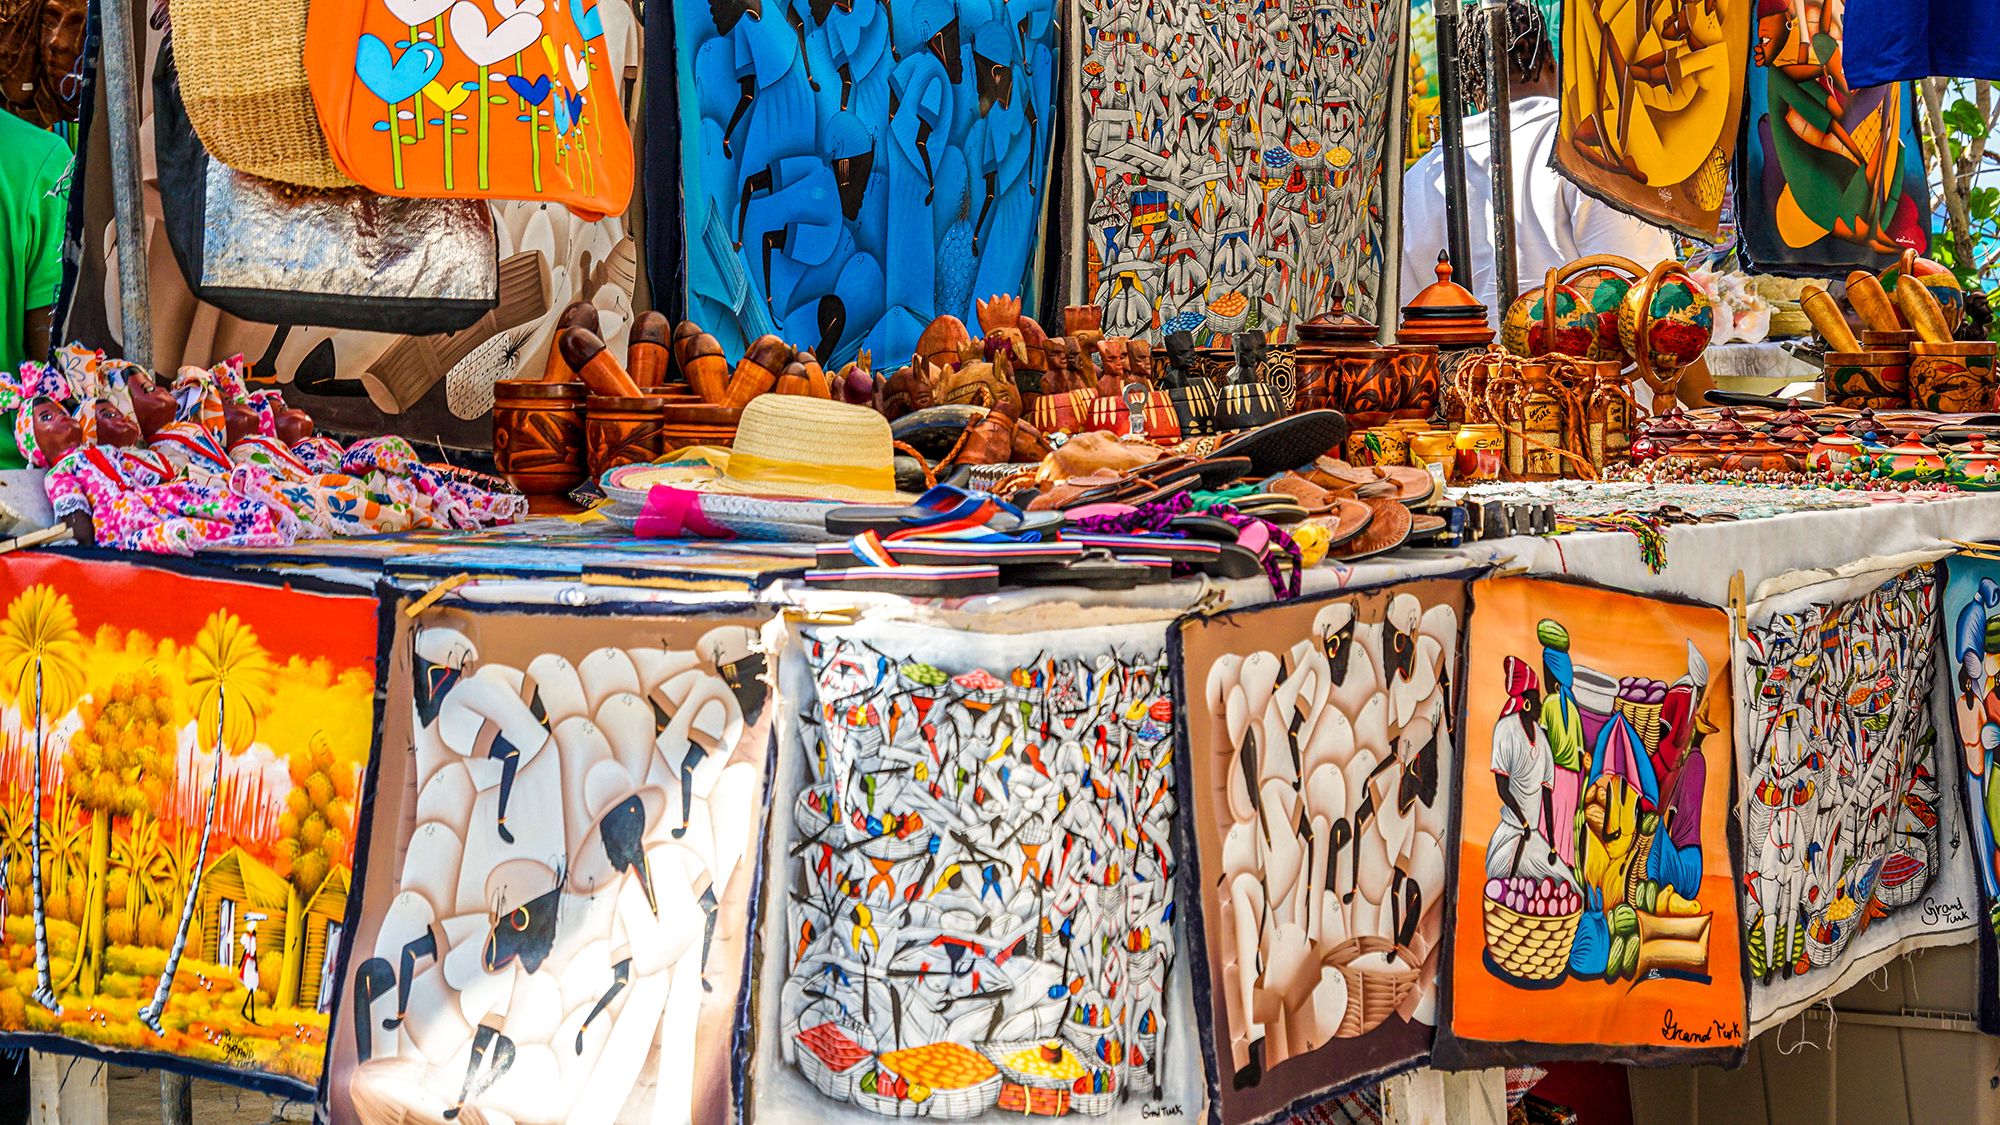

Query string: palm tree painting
139 611 273 1035
0 585 85 1013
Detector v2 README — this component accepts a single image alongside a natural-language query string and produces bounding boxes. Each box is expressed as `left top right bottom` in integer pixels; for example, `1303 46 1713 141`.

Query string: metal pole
1433 1 1473 281
1376 0 1413 341
159 1072 190 1125
98 0 152 368
1485 0 1519 315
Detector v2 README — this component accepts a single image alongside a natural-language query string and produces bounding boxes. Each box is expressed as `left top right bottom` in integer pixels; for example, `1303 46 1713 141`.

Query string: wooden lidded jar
1398 251 1496 423
1296 282 1397 424
492 379 587 495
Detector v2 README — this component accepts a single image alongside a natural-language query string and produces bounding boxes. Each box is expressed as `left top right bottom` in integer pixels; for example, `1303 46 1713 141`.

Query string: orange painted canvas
1436 577 1746 1068
306 0 633 220
0 555 378 1095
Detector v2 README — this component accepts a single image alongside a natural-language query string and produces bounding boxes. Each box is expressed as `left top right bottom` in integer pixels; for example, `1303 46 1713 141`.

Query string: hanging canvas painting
325 599 774 1124
665 0 1059 366
1555 0 1751 238
1737 0 1929 275
1066 0 1403 339
1438 577 1745 1068
749 619 1204 1123
1937 558 2000 1030
1173 580 1466 1123
0 554 377 1095
1738 561 1975 1035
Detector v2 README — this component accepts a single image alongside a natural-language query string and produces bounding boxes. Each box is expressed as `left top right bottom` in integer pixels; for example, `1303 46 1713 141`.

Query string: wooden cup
1910 341 1999 413
586 394 668 477
493 379 587 494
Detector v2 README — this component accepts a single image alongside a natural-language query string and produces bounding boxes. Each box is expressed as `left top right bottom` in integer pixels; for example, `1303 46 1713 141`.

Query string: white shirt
1401 96 1675 328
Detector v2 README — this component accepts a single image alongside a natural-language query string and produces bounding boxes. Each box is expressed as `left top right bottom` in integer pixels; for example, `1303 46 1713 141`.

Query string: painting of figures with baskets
1438 578 1746 1069
1742 562 1978 1035
1174 580 1466 1122
749 620 1205 1123
1943 556 2000 1034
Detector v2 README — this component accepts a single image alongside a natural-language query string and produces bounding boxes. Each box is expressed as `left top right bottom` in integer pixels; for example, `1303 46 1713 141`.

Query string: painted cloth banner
1739 560 1975 1036
670 0 1059 366
1067 0 1403 338
1555 0 1751 239
1939 557 2000 1032
1174 581 1466 1123
327 599 773 1124
0 555 377 1095
751 619 1205 1123
1438 577 1745 1068
1737 0 1929 276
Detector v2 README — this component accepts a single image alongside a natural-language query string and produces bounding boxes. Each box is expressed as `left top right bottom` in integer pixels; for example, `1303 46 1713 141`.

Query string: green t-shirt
0 110 71 373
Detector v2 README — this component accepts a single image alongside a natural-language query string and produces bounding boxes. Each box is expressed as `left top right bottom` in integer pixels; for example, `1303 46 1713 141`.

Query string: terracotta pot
493 379 586 494
1823 350 1911 408
586 394 668 477
659 400 746 451
1910 341 1999 413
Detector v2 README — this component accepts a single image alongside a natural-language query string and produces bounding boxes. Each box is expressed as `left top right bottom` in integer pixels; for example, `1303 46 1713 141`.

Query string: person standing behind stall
1399 0 1675 327
0 108 70 372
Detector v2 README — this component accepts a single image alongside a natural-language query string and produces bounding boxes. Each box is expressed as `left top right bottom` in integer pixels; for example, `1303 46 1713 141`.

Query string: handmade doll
27 394 296 554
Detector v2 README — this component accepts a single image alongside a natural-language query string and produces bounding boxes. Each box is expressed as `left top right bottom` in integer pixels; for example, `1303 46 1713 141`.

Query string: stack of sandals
805 411 1445 597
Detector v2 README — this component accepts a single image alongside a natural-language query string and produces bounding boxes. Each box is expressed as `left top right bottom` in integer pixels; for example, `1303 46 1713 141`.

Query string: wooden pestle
1844 271 1902 334
560 327 643 398
1800 285 1859 352
680 332 730 403
627 312 673 388
542 301 602 381
1894 275 1952 345
724 335 794 408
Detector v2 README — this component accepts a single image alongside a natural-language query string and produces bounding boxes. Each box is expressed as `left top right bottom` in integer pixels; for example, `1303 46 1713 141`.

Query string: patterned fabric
45 444 297 554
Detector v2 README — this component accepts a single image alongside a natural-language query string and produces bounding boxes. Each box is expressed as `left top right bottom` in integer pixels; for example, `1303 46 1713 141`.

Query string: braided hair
1455 0 1553 113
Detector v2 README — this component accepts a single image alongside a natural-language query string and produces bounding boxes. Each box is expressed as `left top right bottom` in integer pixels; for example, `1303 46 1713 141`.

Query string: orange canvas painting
0 555 378 1094
1437 577 1745 1068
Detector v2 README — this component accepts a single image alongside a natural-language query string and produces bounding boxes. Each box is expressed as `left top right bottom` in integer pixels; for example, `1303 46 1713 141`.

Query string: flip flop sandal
1191 541 1267 580
804 564 1002 596
1130 454 1254 492
1064 532 1224 564
1407 513 1448 542
1009 550 1173 589
825 484 1062 540
1318 497 1375 548
1229 493 1311 517
1167 515 1243 542
1330 496 1412 561
815 535 1084 569
1213 410 1352 476
1264 474 1341 514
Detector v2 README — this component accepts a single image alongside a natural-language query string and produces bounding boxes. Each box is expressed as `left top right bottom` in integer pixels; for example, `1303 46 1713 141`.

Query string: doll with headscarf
29 394 297 554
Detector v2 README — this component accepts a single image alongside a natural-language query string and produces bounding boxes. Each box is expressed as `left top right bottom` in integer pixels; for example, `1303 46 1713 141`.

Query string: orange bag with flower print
304 0 632 220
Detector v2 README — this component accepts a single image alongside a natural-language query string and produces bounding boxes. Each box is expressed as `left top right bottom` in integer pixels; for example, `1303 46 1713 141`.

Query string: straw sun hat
609 395 916 505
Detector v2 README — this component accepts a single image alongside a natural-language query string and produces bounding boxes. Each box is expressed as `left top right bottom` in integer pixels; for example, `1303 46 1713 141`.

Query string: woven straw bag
169 0 353 187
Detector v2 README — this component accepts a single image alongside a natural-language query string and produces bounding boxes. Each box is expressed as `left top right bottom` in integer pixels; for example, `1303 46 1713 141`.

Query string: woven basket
800 1044 869 1103
1804 914 1853 968
1617 697 1665 754
169 0 353 187
1481 895 1581 982
914 1074 1003 1121
851 1085 924 1118
1328 936 1421 1037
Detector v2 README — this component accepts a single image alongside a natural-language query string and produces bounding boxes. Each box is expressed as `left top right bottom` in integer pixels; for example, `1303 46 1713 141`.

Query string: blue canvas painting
671 0 1059 366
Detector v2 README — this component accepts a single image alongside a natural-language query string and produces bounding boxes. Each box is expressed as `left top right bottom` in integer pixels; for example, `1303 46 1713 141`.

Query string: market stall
11 0 2000 1117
